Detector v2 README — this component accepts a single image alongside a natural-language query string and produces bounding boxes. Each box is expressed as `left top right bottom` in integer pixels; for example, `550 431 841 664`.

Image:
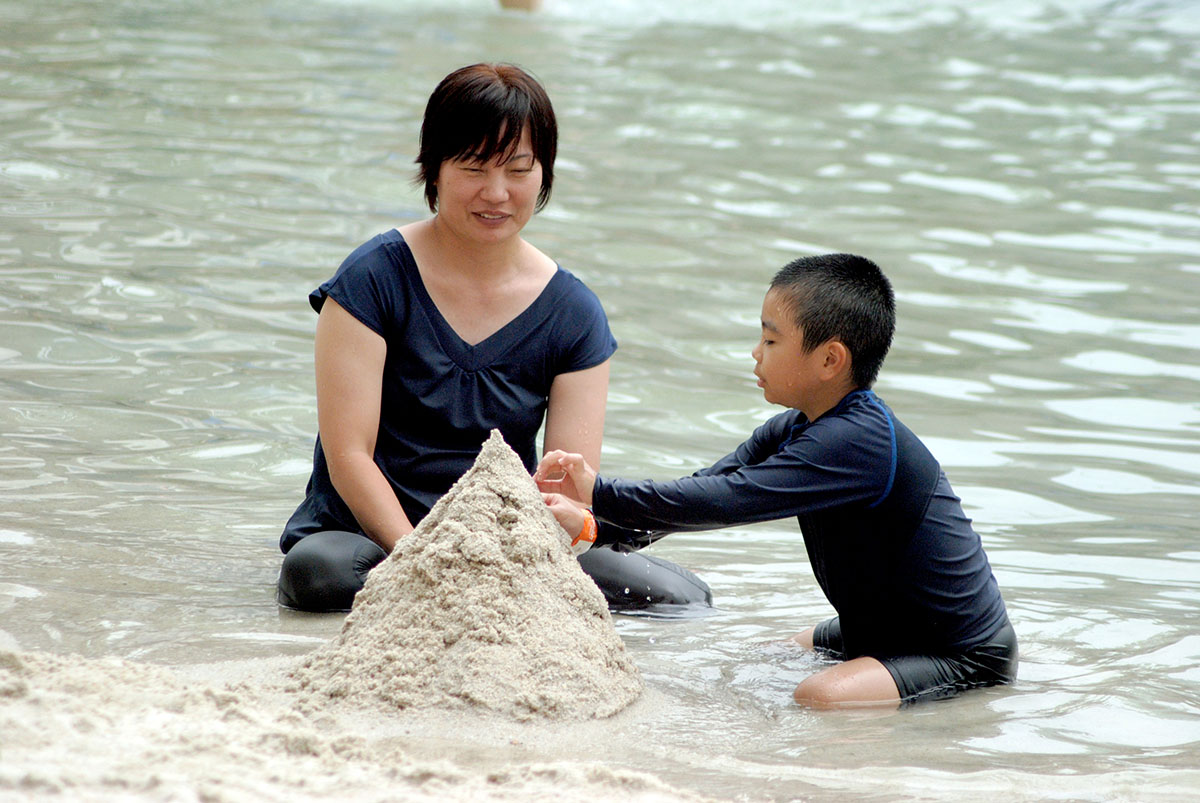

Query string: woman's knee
577 547 711 608
277 531 385 612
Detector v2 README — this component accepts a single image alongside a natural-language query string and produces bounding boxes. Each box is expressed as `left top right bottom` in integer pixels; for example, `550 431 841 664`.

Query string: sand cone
293 431 642 720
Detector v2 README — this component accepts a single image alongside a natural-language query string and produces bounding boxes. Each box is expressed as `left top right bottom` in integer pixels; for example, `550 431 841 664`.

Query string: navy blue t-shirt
280 230 617 552
592 390 1009 656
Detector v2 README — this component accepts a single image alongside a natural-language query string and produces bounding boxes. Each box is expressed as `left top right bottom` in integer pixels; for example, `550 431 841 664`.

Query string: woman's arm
314 298 414 552
541 359 610 469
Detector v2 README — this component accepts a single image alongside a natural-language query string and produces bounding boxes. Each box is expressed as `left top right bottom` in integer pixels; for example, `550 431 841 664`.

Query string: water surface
2 0 1198 799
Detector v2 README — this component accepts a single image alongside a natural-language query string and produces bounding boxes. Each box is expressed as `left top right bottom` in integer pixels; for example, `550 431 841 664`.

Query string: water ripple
4 0 1200 794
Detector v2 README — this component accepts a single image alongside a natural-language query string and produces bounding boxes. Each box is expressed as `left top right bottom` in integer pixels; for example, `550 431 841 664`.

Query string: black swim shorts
811 616 1018 705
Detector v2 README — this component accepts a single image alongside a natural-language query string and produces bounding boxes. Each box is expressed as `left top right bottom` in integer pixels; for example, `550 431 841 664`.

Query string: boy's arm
578 413 801 552
689 410 802 479
591 412 889 534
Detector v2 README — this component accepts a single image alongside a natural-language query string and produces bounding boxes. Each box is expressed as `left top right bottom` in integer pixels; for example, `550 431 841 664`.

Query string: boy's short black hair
415 63 557 213
769 253 895 389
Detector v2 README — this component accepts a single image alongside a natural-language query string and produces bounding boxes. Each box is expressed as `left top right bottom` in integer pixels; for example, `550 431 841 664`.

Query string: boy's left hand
541 493 593 555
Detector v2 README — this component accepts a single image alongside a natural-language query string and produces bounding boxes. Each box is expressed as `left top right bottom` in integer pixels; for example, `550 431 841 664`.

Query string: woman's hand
534 450 597 506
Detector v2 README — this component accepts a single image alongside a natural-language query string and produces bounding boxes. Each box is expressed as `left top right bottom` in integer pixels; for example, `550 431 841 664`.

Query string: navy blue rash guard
280 230 617 553
592 390 1009 657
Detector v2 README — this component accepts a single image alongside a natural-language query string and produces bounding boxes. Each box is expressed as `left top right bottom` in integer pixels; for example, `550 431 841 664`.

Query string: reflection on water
2 0 1199 798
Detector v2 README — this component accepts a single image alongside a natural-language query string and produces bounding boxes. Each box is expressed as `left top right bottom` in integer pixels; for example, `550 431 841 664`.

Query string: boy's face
752 289 830 415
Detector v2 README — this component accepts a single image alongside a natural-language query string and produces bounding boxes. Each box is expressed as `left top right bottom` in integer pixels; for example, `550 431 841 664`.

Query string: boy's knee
792 659 901 709
789 627 816 648
793 675 840 709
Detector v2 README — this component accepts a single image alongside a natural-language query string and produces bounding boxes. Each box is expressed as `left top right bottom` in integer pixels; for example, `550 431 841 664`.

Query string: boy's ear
820 340 851 379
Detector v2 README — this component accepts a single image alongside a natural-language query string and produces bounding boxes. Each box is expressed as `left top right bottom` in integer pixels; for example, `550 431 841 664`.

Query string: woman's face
434 127 543 245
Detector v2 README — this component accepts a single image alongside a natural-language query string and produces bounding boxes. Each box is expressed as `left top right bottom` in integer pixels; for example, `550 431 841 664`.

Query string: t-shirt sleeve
307 235 397 338
551 271 618 374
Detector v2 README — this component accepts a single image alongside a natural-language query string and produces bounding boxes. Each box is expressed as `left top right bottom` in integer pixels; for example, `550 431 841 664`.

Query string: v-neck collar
393 232 563 372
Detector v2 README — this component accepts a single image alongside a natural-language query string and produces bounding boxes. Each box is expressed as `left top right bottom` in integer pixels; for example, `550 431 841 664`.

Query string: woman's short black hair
415 63 557 213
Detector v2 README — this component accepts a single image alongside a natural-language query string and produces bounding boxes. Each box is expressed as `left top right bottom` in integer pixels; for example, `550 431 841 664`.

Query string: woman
278 63 709 612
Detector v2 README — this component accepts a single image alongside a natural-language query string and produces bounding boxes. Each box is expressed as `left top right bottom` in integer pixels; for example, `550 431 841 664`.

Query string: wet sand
0 648 712 802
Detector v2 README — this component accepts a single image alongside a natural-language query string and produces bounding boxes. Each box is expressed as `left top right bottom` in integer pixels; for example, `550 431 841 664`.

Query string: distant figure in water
499 0 542 10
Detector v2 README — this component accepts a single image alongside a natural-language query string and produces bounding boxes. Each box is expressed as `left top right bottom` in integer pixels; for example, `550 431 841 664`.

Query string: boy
536 254 1017 708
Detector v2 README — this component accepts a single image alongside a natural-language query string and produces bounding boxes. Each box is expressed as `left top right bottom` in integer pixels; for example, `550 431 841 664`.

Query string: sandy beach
1 648 714 803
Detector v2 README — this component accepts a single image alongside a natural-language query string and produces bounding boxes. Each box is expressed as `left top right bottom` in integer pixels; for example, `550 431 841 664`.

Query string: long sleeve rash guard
591 390 1009 657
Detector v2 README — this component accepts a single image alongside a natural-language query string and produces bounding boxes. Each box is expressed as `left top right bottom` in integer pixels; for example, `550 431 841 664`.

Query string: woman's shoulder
521 237 558 274
542 257 605 307
324 230 416 292
528 259 616 365
340 229 411 273
310 230 414 316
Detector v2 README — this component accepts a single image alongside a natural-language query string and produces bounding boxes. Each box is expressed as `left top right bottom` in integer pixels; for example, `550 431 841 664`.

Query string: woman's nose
479 171 509 202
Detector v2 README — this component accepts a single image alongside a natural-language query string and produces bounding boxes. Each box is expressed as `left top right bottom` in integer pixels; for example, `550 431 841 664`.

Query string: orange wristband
572 509 597 549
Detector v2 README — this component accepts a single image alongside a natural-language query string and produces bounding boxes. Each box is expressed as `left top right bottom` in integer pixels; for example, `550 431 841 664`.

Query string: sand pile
292 430 642 720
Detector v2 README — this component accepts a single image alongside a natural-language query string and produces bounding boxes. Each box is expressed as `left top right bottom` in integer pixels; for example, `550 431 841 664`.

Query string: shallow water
2 0 1199 799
